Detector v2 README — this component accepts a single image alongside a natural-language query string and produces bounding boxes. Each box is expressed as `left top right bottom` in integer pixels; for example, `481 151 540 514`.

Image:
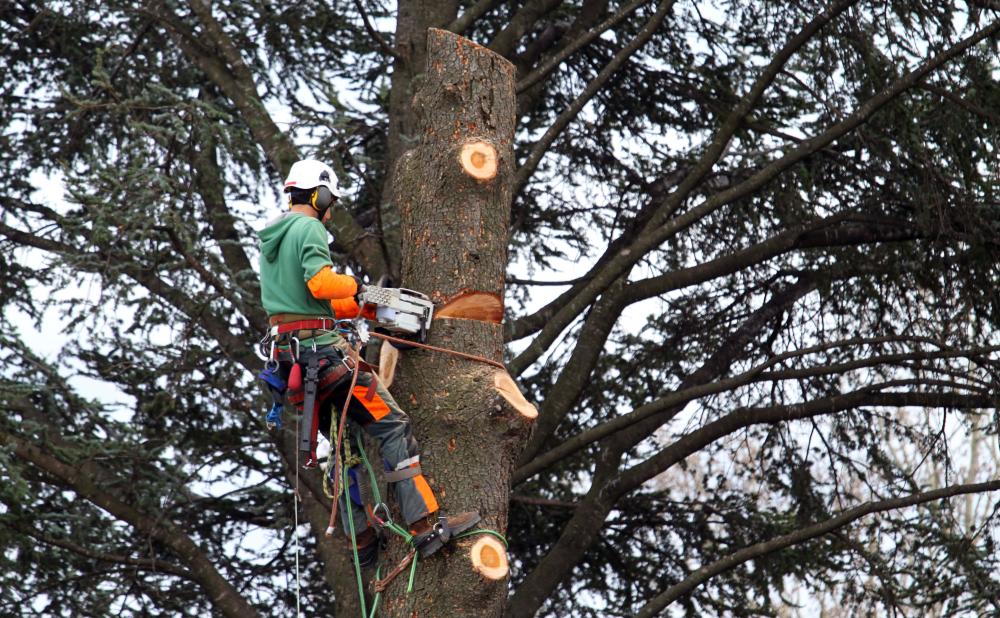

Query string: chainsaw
357 285 434 342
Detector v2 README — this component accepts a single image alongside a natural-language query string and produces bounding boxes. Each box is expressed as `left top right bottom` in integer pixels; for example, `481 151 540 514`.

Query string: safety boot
410 511 481 558
353 527 381 568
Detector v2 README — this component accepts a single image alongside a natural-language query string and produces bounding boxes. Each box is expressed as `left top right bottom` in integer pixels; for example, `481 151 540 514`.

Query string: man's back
258 212 334 318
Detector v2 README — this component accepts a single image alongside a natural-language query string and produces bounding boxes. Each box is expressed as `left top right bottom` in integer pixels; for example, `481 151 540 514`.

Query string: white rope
294 414 302 618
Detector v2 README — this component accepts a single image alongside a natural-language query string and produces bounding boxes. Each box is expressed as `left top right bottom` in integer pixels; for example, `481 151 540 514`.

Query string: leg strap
383 464 422 483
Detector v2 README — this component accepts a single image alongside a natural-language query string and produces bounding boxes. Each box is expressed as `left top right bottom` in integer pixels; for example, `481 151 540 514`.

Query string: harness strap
285 358 355 405
383 464 422 483
270 318 338 338
300 356 321 467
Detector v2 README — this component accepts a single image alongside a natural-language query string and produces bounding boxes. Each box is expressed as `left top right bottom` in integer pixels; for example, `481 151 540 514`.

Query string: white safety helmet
283 159 343 213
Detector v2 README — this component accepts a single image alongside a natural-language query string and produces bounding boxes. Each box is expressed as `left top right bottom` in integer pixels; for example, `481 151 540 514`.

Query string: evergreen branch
0 430 261 618
0 219 256 366
14 524 196 581
635 480 1000 616
515 342 1000 484
148 1 387 276
515 0 650 92
621 388 996 495
488 0 564 59
507 276 817 616
511 0 677 197
647 0 861 228
505 16 1000 373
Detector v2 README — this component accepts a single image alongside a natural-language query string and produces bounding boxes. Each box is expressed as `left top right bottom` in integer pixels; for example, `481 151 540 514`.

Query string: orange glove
330 297 377 320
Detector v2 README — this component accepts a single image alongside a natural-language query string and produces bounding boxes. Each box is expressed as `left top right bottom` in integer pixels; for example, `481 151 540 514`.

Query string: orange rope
325 344 362 537
370 332 506 370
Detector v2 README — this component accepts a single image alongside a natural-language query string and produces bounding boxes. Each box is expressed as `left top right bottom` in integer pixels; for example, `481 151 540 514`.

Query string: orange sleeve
307 266 358 300
330 297 378 320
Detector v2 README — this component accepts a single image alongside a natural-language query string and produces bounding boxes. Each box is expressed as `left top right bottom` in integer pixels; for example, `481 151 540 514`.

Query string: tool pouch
258 365 288 429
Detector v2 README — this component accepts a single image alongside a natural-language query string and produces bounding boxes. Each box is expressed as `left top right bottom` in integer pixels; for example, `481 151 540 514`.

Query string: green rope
456 528 509 547
342 458 368 613
407 552 419 593
368 566 381 618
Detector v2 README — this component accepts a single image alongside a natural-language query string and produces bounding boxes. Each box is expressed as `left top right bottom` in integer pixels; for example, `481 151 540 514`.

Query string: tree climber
256 159 480 566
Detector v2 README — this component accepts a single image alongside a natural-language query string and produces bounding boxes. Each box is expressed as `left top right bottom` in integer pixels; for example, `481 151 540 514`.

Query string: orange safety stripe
352 384 390 421
412 472 439 513
307 266 358 300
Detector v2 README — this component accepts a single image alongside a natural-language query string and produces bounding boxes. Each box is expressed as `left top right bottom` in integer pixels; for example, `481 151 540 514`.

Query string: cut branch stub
470 535 509 580
494 370 538 419
460 140 498 181
379 342 399 389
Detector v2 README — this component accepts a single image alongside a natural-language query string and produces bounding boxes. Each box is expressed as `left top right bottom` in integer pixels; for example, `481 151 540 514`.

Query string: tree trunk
381 0 461 278
380 27 524 618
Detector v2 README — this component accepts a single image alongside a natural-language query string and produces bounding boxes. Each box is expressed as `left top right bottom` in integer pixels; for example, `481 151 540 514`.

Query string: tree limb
515 0 649 92
149 1 386 276
488 0 564 58
447 0 504 35
353 0 401 60
514 341 1000 484
13 524 195 582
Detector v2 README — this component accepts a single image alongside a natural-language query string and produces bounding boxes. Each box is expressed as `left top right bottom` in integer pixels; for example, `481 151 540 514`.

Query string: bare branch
353 0 401 60
448 0 504 35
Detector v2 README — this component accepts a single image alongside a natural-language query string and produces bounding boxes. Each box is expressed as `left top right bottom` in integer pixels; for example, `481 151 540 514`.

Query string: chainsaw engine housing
358 286 434 341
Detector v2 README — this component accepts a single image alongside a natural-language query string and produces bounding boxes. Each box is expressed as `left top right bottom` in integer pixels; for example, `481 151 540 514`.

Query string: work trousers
283 344 439 536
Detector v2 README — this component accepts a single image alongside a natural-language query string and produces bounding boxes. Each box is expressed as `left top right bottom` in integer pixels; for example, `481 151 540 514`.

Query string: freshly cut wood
436 290 503 323
470 535 509 580
460 141 498 180
378 341 399 389
494 370 538 419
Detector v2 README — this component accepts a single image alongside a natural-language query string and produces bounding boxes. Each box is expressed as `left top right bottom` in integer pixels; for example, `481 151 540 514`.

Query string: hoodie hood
258 212 305 263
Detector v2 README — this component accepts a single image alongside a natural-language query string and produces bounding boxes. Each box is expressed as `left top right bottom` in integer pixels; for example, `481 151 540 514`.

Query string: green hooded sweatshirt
257 212 335 319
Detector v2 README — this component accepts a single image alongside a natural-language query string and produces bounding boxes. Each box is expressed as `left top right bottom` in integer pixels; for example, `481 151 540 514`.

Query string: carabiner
371 502 393 527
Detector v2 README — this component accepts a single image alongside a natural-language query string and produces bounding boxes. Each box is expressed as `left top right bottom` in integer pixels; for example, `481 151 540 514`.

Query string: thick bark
381 28 521 618
381 0 461 278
